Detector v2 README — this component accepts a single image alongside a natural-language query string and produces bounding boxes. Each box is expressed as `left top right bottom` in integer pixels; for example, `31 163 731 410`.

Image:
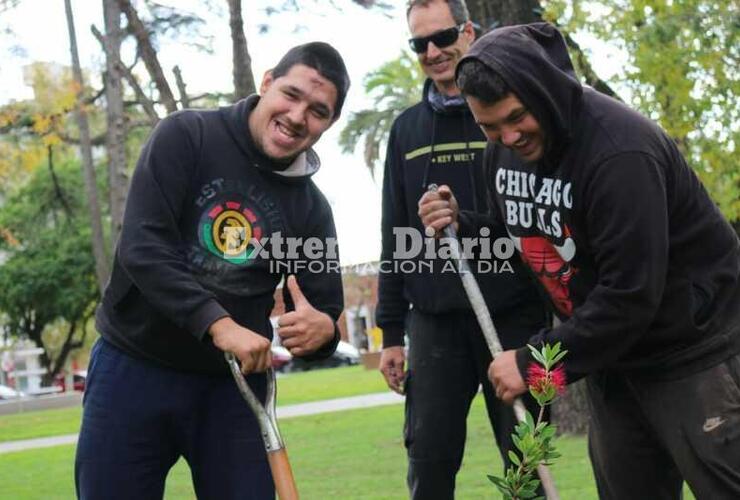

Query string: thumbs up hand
277 275 335 356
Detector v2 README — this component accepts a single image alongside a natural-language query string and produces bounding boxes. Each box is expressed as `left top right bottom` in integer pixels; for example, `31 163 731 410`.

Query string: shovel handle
268 448 299 500
427 184 561 500
225 352 298 498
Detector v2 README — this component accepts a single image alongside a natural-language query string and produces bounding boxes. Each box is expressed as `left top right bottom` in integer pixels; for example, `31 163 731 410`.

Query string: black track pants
587 353 740 500
404 305 548 500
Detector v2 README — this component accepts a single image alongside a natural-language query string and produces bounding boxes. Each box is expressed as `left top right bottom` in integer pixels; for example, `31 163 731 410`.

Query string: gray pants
587 352 740 500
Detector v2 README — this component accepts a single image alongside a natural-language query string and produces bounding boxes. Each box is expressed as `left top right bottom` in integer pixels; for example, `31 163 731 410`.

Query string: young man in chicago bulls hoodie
419 22 740 499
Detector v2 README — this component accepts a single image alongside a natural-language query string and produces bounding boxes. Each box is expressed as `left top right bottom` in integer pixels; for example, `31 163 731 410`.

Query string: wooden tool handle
268 448 299 500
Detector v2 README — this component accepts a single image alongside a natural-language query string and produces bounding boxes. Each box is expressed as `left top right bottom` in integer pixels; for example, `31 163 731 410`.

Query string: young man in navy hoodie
377 2 549 498
75 43 349 499
420 23 740 499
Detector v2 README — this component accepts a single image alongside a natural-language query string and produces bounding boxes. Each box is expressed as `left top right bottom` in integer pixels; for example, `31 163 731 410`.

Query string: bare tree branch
190 91 232 103
47 146 73 220
92 24 160 126
172 65 190 108
117 0 178 113
86 86 106 105
58 130 107 146
128 118 157 129
561 31 622 101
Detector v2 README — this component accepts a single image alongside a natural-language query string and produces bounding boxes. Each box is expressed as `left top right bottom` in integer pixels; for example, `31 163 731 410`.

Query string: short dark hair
272 42 351 118
456 59 511 104
406 0 469 25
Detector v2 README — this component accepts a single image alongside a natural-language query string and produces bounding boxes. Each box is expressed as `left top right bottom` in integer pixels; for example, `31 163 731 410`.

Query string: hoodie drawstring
461 116 480 213
421 110 481 214
421 113 438 191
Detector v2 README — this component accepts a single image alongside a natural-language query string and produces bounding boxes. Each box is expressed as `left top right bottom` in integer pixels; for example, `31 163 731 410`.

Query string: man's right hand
418 184 460 237
379 346 407 394
209 317 272 374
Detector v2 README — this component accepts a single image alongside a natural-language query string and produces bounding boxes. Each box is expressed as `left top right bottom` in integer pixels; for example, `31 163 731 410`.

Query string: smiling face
248 64 338 162
407 0 474 96
467 93 546 162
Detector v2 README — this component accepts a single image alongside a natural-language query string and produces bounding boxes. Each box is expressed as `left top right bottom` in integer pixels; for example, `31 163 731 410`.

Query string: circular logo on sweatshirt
199 199 264 264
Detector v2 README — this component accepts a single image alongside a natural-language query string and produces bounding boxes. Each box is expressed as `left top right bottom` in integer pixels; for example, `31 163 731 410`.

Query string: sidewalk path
0 391 404 455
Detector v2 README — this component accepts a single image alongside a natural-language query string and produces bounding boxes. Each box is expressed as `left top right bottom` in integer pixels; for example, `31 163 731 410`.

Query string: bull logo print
509 227 577 316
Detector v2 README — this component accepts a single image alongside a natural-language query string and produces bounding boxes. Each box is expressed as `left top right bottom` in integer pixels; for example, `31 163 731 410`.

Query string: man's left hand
277 275 335 356
488 350 527 404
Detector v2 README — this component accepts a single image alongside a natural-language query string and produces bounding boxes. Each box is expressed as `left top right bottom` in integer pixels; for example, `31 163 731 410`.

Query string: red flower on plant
550 364 567 392
527 363 567 397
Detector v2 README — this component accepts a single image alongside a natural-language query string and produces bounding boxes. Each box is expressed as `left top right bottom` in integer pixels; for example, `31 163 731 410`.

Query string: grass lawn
275 364 388 405
1 397 603 499
0 366 696 499
0 365 387 443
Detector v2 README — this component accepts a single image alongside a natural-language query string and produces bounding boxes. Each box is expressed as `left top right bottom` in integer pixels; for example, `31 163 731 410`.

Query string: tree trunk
552 379 590 435
117 0 178 114
467 0 542 32
91 24 160 125
64 0 111 292
226 0 256 100
547 314 589 434
102 0 129 245
49 320 79 378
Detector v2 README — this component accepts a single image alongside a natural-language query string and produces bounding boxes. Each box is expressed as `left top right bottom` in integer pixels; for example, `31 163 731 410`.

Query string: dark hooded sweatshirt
376 79 544 347
96 96 343 375
457 23 740 380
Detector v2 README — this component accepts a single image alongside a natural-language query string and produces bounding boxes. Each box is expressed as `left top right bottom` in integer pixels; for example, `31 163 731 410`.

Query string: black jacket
96 96 343 374
458 23 740 379
376 80 545 347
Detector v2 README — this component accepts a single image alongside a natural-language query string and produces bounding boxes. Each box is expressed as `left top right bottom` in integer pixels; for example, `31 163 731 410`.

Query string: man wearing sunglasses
376 1 549 499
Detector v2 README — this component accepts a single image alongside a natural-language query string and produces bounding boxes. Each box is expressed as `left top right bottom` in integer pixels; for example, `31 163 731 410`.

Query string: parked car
72 370 87 392
0 384 24 400
286 341 360 372
52 369 87 392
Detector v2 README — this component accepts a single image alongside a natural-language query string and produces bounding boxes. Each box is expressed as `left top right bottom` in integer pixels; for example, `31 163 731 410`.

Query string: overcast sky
0 1 622 265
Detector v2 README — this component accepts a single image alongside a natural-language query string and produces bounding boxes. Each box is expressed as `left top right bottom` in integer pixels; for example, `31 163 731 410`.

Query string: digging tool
225 353 299 500
426 184 560 500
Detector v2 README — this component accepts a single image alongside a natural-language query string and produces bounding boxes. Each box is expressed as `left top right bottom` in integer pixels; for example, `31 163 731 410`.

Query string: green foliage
0 157 98 375
528 342 567 370
339 51 425 178
490 343 567 499
549 0 739 223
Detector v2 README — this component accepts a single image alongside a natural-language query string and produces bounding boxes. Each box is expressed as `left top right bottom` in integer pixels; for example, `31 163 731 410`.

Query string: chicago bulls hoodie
376 79 545 348
457 23 740 380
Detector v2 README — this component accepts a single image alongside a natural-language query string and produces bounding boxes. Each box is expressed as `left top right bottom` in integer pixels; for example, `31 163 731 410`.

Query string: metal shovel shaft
428 185 560 500
225 353 299 500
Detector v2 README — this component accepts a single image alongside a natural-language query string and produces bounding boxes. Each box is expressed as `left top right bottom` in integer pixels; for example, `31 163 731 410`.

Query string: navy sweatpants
75 339 274 500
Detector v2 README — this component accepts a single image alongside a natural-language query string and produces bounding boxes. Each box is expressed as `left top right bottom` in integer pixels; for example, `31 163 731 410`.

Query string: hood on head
456 22 583 166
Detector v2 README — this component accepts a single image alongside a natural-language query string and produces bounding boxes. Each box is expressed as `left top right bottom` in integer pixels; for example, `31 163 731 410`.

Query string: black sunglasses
408 24 465 54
